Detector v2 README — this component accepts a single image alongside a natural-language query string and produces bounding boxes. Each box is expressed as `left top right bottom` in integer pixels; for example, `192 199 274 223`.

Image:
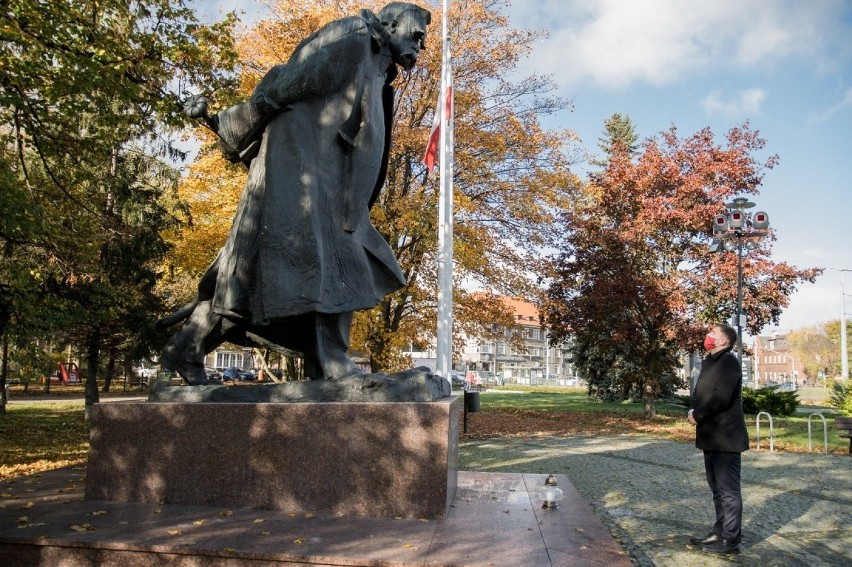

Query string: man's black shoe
702 538 740 554
689 533 721 545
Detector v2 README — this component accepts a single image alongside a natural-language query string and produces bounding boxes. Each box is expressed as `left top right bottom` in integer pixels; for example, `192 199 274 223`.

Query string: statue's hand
184 95 209 119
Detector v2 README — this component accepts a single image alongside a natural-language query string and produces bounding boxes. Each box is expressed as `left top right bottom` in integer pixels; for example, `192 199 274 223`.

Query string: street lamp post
710 197 770 364
842 271 848 380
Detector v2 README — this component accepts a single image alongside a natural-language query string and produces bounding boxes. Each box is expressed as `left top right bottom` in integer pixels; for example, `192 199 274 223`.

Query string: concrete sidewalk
460 434 852 567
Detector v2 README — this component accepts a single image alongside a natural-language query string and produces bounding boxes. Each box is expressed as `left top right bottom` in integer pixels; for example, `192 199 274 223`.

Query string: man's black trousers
703 451 742 542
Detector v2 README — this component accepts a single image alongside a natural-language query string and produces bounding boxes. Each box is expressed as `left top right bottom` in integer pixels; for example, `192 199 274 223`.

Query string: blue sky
502 0 852 333
197 0 852 333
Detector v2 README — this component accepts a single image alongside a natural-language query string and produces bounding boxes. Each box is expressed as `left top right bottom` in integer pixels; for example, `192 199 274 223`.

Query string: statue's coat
198 13 406 325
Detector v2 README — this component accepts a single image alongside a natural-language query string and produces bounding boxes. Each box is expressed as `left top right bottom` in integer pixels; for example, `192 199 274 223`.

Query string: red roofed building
460 296 577 385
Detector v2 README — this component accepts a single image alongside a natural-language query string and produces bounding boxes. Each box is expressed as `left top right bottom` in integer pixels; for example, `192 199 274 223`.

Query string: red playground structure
49 362 82 384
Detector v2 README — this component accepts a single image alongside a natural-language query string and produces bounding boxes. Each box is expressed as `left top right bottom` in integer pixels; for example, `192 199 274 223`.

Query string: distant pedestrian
687 323 749 555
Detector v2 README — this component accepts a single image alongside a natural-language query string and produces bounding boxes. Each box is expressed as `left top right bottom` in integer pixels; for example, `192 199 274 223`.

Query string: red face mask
703 334 717 351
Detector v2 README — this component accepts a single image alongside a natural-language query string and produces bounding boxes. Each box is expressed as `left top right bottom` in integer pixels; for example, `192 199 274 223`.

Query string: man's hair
716 323 738 347
378 2 431 26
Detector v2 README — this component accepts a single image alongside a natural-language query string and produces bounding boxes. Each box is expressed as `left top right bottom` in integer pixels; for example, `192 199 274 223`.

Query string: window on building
216 352 244 368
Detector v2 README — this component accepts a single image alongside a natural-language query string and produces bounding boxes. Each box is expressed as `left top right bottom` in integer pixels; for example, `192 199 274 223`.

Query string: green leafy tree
590 112 639 167
0 1 238 411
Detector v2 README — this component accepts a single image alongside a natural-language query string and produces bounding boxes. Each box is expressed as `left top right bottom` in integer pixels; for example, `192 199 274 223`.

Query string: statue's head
378 2 431 70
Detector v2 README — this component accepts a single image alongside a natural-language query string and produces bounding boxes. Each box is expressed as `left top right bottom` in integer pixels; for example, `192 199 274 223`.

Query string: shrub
741 386 800 416
829 380 852 416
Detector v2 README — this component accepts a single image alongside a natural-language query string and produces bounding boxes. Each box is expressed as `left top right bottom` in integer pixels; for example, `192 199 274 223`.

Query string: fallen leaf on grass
294 537 305 544
193 519 206 526
167 530 182 536
402 543 418 550
23 501 34 509
261 531 270 536
91 510 107 516
219 510 233 517
17 516 28 524
253 518 264 524
304 513 313 519
70 524 95 532
223 547 236 553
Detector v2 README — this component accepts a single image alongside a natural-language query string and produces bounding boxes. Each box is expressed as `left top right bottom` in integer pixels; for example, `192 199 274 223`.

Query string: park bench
837 417 852 454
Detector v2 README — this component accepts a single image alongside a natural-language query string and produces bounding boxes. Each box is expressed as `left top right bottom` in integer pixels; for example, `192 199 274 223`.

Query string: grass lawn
0 387 847 481
465 388 849 454
0 402 89 480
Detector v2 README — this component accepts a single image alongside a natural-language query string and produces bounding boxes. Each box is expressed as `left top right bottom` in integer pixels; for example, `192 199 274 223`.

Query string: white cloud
810 87 852 122
505 0 850 90
702 88 767 118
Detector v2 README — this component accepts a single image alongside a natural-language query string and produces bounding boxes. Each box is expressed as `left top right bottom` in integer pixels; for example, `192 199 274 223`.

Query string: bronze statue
161 3 431 385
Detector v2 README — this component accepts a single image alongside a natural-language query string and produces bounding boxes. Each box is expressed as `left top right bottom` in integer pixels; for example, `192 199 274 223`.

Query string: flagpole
435 0 453 381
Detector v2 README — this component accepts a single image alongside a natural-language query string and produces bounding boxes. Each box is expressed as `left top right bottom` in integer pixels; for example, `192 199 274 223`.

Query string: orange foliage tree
542 120 820 417
163 0 579 371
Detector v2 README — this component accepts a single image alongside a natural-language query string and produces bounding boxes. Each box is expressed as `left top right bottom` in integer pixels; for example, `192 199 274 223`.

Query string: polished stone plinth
0 468 631 566
84 398 460 519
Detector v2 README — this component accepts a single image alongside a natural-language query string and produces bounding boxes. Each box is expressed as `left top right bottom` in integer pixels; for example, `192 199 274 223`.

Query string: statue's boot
306 312 362 380
160 300 226 385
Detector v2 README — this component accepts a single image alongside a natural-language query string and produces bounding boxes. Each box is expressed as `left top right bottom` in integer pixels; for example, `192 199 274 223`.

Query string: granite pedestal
84 397 460 519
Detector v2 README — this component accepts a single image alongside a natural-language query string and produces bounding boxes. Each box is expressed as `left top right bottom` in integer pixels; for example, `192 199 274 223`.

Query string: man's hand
687 409 697 425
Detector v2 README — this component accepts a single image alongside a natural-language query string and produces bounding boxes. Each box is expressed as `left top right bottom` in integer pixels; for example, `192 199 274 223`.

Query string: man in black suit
687 323 749 554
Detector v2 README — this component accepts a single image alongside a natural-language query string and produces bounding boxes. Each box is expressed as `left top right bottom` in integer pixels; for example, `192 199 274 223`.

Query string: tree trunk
102 348 116 392
643 382 657 419
84 325 101 420
0 332 8 415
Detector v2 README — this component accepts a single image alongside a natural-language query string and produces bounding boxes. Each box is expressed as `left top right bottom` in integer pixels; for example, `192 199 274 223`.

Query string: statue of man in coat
160 3 431 385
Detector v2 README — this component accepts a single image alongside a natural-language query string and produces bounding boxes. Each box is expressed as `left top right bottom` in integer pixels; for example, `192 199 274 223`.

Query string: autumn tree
543 119 820 417
787 323 840 381
0 0 237 409
163 0 579 371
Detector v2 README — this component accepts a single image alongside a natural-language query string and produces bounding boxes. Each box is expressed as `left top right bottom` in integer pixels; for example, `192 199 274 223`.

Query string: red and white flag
423 30 452 171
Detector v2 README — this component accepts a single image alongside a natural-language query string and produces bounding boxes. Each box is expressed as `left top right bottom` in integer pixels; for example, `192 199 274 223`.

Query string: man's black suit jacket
690 347 749 453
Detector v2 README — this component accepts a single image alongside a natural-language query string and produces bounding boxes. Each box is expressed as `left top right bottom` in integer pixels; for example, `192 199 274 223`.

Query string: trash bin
464 390 480 413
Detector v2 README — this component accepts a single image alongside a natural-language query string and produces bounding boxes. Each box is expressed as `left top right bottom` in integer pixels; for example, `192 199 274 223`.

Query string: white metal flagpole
435 0 454 380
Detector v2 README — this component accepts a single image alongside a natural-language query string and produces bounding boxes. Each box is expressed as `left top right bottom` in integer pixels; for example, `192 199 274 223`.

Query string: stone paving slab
459 434 852 567
0 468 630 566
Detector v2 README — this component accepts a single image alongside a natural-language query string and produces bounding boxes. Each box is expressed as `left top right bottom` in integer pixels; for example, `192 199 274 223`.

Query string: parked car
133 364 157 380
222 367 252 381
479 372 503 386
450 373 466 388
204 367 223 381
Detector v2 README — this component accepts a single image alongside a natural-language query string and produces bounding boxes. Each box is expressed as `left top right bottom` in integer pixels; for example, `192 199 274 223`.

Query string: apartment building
459 296 574 384
752 333 807 386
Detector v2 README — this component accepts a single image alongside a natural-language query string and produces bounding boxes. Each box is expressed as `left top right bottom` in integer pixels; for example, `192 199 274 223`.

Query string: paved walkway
460 434 852 566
